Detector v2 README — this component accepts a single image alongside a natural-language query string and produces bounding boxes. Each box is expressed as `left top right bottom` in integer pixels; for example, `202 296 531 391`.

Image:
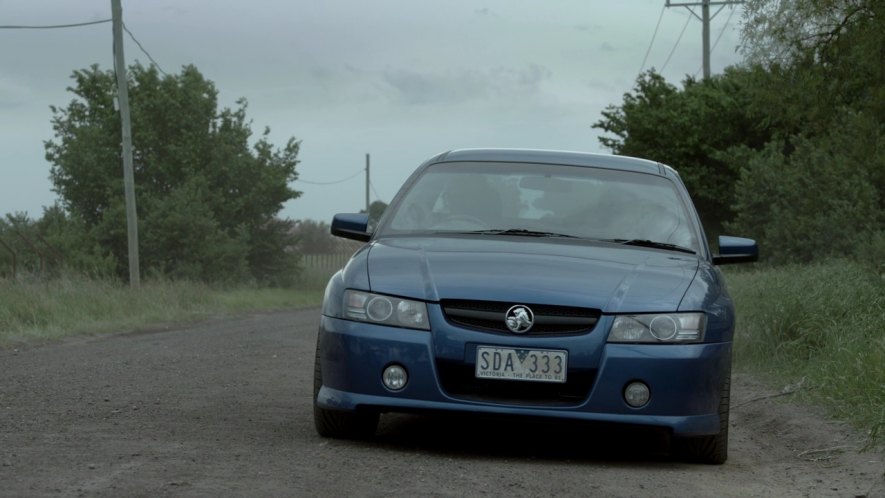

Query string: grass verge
0 275 326 347
728 260 884 446
4 261 881 446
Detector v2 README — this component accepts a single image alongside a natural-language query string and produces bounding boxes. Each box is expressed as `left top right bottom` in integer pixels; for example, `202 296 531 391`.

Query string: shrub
726 111 883 264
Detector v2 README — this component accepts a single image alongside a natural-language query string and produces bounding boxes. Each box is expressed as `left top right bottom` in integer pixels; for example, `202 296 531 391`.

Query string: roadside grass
4 256 882 446
0 274 328 348
728 260 885 446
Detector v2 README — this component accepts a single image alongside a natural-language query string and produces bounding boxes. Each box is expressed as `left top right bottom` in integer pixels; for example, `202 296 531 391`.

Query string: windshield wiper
608 239 696 254
459 228 579 238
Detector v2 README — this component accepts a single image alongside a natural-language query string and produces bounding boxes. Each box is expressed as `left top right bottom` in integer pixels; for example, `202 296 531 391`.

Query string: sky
0 0 745 223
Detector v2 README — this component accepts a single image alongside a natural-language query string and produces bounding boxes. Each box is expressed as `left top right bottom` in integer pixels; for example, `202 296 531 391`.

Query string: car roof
433 148 673 177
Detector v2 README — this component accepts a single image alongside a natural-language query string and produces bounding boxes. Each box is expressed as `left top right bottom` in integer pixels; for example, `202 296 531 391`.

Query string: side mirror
330 213 371 242
713 236 758 265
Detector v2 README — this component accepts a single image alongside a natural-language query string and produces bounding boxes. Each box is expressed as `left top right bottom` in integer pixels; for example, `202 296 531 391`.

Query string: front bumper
316 311 731 437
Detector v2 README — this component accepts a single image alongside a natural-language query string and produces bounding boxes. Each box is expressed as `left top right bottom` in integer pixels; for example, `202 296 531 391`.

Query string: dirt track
1 309 882 497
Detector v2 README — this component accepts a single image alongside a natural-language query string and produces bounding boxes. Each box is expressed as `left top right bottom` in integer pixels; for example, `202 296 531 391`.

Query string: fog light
382 364 408 391
624 381 650 407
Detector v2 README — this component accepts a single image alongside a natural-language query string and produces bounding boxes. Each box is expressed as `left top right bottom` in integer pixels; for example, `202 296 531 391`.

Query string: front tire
313 338 379 439
672 374 730 464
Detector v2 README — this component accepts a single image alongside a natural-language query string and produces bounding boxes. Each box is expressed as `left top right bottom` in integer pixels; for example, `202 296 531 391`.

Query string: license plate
475 346 567 383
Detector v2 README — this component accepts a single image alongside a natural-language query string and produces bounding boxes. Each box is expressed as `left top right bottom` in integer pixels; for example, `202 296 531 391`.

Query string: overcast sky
1 0 744 222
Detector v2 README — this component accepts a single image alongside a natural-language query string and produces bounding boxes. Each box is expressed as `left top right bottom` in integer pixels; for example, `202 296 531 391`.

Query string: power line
659 13 692 72
0 19 111 29
710 6 737 53
639 5 667 75
665 0 745 78
298 169 364 185
122 22 167 76
369 180 383 202
2 18 168 78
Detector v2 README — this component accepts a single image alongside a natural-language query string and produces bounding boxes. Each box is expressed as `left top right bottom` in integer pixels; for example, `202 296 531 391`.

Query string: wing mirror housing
713 236 758 265
331 213 371 242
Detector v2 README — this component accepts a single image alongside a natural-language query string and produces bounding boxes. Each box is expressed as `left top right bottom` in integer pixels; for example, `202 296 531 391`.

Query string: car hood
363 236 699 313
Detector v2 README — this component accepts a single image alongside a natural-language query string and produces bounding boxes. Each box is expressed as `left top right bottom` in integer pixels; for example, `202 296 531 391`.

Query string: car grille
441 299 600 335
436 360 595 405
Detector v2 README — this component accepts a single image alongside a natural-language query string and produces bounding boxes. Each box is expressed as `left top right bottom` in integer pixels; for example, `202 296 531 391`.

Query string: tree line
2 64 303 285
593 0 883 267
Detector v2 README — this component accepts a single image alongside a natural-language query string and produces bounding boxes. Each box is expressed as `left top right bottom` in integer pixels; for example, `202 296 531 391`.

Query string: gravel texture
1 309 882 497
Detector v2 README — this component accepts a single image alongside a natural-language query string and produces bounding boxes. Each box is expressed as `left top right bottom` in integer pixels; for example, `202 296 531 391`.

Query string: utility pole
665 0 743 79
111 0 140 287
365 153 371 214
702 0 710 78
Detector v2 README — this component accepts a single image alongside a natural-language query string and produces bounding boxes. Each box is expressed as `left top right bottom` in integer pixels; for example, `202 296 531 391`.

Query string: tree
291 219 365 255
44 64 302 283
592 69 772 236
595 0 883 264
292 219 337 254
362 200 388 228
0 213 45 278
739 0 884 140
740 0 880 68
725 0 884 264
35 205 116 277
726 117 882 264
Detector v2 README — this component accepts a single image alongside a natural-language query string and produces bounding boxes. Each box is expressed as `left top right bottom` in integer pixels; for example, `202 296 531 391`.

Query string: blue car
313 149 757 464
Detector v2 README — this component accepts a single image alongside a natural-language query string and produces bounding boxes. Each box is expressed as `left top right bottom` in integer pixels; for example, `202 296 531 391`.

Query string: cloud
586 79 618 92
380 68 489 105
574 24 604 32
380 64 552 106
473 7 500 18
0 77 32 110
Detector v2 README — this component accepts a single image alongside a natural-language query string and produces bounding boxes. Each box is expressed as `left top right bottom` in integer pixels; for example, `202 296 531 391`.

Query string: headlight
343 290 430 330
607 313 705 343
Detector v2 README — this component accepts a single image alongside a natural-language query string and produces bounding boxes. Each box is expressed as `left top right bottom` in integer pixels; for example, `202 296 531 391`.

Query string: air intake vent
441 300 600 336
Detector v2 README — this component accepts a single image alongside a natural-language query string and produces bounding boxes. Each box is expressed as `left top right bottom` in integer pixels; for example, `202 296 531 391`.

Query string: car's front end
313 149 757 464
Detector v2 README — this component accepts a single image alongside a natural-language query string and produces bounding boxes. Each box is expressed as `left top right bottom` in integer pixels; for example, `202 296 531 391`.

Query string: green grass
0 274 326 347
727 260 885 446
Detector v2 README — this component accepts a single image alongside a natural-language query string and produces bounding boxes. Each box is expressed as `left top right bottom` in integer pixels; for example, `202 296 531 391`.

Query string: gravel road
1 309 882 497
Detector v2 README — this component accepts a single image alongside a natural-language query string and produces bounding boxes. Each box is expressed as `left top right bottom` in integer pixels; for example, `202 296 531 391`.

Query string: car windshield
381 161 700 253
